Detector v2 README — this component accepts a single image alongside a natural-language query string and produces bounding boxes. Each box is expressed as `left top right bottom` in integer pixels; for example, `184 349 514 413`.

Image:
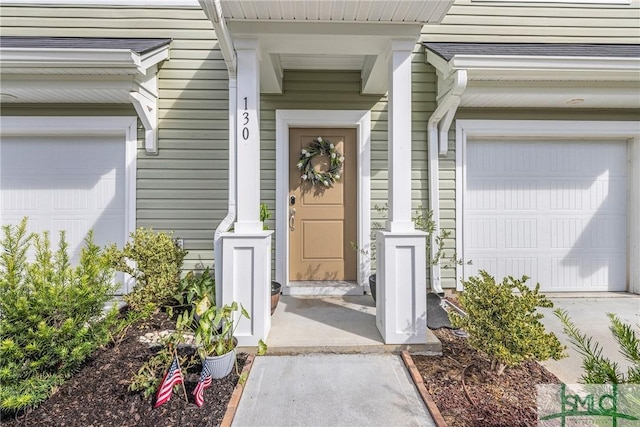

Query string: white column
217 37 273 346
376 230 427 344
234 37 262 234
376 39 428 344
220 231 273 346
386 39 415 233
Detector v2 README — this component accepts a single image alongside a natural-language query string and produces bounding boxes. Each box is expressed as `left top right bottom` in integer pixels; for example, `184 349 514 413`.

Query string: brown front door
289 128 357 281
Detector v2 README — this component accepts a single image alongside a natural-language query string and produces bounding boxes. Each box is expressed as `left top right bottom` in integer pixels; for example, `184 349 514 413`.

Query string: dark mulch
413 328 561 427
2 312 246 427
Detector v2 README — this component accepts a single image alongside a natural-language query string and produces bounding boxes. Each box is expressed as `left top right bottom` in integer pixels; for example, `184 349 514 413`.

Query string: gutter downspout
199 0 237 305
427 69 466 294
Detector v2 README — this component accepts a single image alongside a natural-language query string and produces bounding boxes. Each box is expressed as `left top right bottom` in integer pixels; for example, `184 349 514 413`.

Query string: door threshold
284 281 363 296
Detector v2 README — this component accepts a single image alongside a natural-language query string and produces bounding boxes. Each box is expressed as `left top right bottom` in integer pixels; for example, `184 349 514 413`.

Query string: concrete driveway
538 294 640 384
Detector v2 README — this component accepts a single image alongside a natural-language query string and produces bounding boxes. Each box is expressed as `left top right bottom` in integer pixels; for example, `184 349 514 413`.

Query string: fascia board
0 48 140 69
1 45 170 75
425 51 452 76
449 55 640 74
137 45 171 75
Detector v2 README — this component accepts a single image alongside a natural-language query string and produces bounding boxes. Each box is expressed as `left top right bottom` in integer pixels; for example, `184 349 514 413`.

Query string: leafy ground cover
2 310 247 427
3 318 561 427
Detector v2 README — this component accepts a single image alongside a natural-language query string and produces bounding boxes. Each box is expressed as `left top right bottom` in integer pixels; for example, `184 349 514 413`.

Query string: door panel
289 128 357 281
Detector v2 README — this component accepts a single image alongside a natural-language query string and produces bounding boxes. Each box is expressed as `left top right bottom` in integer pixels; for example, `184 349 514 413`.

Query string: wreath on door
296 137 344 187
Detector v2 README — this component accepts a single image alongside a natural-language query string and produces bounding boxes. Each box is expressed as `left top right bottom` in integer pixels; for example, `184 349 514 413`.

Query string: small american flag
193 363 212 407
154 355 184 408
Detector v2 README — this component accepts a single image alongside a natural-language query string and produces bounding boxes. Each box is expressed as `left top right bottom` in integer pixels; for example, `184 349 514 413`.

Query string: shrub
170 267 215 314
556 309 640 384
0 218 119 415
105 228 187 311
450 270 565 375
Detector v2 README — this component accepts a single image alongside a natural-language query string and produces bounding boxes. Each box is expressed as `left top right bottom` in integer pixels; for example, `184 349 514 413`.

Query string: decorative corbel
129 91 157 155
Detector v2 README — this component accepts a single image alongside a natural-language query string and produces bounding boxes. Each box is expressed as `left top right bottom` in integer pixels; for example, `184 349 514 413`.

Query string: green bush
0 218 119 415
556 309 640 384
170 266 215 314
450 270 565 375
105 228 187 311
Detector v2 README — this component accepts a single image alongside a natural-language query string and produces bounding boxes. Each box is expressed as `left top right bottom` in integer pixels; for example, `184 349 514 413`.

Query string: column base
375 230 428 344
220 230 273 346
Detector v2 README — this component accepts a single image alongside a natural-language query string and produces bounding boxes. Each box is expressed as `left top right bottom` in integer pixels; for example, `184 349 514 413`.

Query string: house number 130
242 97 250 140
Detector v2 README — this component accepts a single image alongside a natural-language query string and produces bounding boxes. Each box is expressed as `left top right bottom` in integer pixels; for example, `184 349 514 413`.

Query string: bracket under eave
129 91 158 155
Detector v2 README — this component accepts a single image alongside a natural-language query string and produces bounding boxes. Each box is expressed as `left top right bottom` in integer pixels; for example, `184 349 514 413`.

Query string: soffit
424 42 640 109
220 0 452 23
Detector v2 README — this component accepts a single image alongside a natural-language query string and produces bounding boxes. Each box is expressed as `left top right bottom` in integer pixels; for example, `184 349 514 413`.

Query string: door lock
290 195 296 205
289 207 296 231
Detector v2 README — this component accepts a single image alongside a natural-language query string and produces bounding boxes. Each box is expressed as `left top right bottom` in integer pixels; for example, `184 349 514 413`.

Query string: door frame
275 110 371 289
455 119 640 294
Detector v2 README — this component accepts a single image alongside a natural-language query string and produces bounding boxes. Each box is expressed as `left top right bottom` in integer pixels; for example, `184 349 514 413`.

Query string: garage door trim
455 119 640 294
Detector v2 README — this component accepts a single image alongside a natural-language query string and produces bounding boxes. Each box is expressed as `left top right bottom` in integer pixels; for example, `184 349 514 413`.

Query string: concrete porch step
258 295 442 355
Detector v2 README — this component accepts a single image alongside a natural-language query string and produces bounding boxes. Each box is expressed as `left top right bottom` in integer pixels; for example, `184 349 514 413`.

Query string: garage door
1 135 126 268
464 140 627 292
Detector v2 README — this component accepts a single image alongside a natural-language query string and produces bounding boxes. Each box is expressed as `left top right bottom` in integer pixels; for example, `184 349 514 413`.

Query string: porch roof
423 42 640 110
0 36 171 55
0 36 171 154
200 0 455 94
219 0 452 23
424 42 640 61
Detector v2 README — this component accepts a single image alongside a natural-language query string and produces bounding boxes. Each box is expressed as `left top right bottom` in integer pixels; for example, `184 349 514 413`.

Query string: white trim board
275 109 371 292
455 119 640 294
0 115 138 291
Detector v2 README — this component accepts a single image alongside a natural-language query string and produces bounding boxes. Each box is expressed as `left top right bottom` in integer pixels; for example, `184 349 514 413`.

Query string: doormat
426 292 454 330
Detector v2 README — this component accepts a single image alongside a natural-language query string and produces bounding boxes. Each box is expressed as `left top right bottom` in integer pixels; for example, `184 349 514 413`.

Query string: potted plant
271 281 282 315
177 297 249 379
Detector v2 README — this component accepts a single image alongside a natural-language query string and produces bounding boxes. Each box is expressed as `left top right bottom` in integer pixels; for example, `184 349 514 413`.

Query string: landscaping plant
105 227 187 311
0 218 120 415
449 270 565 375
555 309 640 384
170 267 215 315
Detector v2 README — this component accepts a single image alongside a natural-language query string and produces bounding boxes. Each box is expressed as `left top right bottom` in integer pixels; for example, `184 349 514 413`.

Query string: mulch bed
2 311 247 427
412 328 561 427
4 304 562 427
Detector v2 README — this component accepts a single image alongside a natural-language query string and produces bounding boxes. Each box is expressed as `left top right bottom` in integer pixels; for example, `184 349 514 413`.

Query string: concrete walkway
232 353 436 427
539 294 640 384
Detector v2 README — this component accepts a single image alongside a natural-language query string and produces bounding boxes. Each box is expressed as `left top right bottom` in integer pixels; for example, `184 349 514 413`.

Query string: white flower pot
204 349 236 379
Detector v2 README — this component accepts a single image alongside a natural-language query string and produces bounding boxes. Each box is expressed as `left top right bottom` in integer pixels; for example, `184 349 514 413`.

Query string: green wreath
296 137 344 187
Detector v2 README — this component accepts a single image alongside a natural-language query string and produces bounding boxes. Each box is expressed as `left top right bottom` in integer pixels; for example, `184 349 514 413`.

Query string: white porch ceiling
202 0 456 94
220 0 451 23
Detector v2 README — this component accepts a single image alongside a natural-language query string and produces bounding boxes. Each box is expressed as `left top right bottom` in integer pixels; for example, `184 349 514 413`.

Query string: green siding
1 5 230 270
422 0 640 43
3 1 636 290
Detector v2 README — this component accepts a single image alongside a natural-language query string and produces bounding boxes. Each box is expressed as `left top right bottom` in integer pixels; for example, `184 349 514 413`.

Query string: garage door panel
1 136 126 267
465 140 627 292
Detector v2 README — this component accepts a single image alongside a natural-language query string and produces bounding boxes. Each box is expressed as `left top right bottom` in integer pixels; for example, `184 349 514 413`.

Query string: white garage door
464 140 627 292
1 135 126 266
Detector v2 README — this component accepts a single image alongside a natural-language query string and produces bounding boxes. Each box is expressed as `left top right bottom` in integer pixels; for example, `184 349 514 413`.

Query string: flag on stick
193 363 212 407
154 354 184 408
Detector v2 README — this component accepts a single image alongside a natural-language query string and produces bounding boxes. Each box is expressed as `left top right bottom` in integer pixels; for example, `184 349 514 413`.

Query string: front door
289 128 357 281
